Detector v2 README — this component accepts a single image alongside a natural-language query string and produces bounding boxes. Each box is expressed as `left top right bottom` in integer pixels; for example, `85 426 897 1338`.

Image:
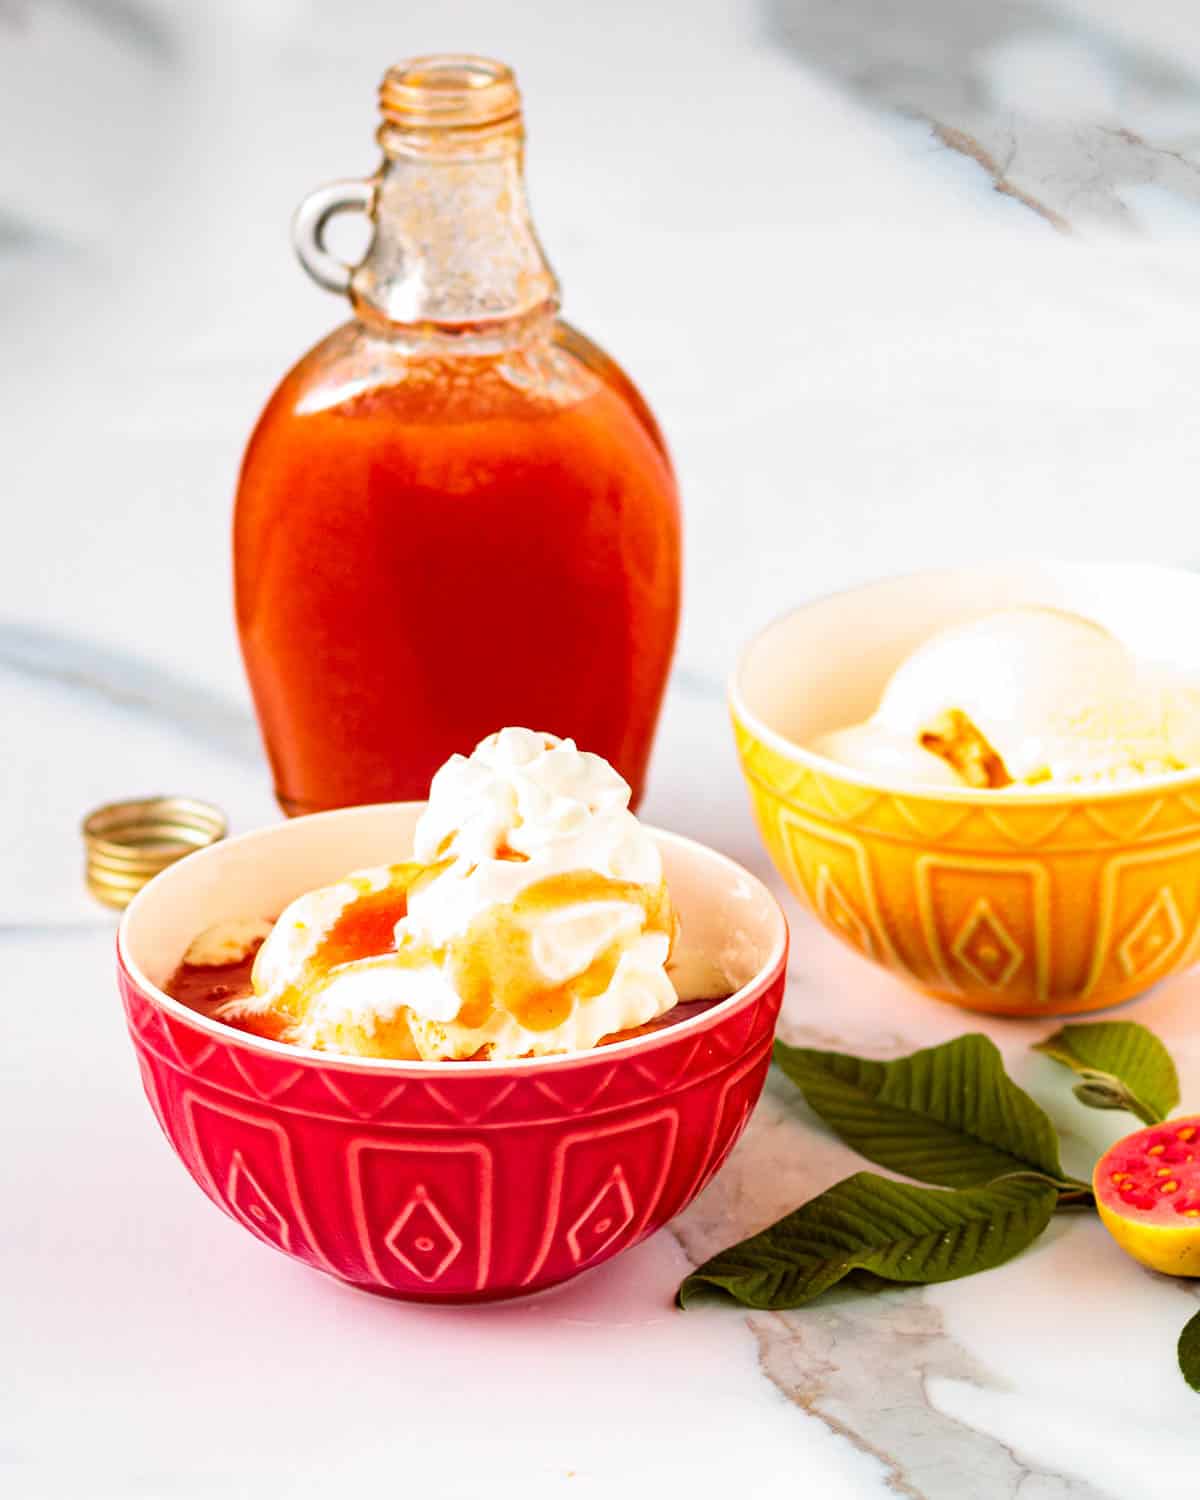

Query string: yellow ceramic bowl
731 562 1200 1016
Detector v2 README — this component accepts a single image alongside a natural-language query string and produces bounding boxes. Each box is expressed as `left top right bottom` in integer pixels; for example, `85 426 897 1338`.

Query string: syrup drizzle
165 858 707 1060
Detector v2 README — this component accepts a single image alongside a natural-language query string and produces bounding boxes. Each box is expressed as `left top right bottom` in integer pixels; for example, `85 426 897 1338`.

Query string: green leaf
1033 1022 1180 1127
772 1035 1067 1189
1179 1310 1200 1393
1071 1080 1142 1115
678 1173 1057 1310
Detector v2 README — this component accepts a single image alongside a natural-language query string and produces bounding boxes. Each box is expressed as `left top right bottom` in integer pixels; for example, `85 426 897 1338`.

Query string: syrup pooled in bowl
165 919 727 1060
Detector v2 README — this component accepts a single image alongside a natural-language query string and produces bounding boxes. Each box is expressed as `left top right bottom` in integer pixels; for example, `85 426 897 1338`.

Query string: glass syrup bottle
234 56 681 812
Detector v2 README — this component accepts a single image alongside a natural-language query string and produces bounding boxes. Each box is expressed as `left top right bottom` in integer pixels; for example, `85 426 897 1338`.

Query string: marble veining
748 1298 1108 1500
22 0 177 62
769 0 1200 230
672 1057 1114 1499
0 621 260 763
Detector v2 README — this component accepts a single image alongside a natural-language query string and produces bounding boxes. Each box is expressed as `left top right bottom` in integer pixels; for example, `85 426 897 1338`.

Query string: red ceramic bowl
117 804 788 1302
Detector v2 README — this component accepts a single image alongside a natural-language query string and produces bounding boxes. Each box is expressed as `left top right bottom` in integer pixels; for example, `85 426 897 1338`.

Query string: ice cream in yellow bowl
814 605 1200 791
731 563 1200 1016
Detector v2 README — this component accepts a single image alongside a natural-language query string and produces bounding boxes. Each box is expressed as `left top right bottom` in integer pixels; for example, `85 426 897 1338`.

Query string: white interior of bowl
118 803 787 1072
734 561 1200 796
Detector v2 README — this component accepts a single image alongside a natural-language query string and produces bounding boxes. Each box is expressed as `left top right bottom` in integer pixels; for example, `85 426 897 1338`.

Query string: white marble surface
6 1 1200 1496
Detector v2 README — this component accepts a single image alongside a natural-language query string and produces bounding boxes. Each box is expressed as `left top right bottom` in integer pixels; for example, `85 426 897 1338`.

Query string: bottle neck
350 127 561 343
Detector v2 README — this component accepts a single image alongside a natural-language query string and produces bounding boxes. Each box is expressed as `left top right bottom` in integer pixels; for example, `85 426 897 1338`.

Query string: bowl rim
117 803 789 1079
729 560 1200 808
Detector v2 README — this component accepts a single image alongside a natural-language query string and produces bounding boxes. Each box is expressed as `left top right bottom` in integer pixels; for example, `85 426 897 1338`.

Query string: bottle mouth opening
379 55 522 131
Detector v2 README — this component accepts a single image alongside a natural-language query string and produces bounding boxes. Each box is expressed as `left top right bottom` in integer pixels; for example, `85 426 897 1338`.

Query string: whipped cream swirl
247 729 679 1060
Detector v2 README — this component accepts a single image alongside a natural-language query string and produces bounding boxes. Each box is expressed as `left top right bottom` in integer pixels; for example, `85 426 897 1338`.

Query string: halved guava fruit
1094 1115 1200 1275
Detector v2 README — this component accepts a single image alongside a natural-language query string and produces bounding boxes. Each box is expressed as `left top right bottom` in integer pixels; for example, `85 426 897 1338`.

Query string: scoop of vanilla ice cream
1157 675 1200 768
246 729 678 1060
813 607 1200 789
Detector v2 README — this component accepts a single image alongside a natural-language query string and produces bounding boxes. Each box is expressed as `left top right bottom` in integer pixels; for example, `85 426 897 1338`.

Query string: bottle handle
291 179 376 295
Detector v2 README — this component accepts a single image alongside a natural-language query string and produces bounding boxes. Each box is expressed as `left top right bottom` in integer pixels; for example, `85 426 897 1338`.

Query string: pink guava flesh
1096 1117 1200 1221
